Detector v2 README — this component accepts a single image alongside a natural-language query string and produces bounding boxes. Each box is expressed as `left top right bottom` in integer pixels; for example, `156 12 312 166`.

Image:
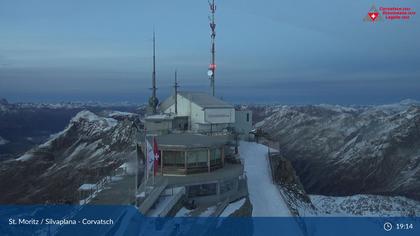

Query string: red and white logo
364 5 382 22
364 5 416 22
369 12 379 21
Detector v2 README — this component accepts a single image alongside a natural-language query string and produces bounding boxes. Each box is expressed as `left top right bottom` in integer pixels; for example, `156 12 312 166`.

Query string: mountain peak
0 98 8 105
400 99 420 105
71 110 100 123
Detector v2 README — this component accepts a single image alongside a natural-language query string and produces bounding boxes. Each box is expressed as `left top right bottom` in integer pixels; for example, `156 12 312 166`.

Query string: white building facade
160 92 235 133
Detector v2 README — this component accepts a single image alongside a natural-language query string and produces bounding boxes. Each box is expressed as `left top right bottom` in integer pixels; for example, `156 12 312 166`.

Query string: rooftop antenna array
208 0 217 96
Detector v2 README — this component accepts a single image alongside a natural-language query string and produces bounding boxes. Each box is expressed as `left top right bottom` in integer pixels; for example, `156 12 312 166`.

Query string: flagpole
144 133 148 184
135 142 138 207
153 135 156 186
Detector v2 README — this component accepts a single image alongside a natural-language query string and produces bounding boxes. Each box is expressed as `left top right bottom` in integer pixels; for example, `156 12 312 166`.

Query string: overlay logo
364 4 416 22
364 5 382 22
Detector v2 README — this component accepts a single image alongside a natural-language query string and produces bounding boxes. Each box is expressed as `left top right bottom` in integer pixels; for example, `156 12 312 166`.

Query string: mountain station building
138 91 252 208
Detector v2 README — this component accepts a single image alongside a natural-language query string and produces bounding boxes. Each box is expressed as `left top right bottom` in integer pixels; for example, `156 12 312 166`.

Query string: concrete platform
89 175 136 205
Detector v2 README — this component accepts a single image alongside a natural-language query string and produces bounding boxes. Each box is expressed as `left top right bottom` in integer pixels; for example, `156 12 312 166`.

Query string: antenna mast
208 0 216 96
149 30 159 114
174 70 179 115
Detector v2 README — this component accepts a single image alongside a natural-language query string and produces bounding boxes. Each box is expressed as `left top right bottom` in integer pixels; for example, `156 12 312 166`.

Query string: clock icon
384 222 393 231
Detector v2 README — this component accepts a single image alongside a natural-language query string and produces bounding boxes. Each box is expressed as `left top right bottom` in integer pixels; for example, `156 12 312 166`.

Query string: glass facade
161 147 223 173
163 151 184 167
187 150 208 167
210 148 221 165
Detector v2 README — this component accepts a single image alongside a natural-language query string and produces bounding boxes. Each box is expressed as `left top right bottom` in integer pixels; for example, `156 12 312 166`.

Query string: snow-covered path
239 141 291 216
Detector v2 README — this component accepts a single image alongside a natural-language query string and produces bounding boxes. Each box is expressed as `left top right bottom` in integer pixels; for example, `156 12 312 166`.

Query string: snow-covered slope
310 194 420 217
0 98 144 161
0 110 142 204
239 141 291 216
256 101 420 200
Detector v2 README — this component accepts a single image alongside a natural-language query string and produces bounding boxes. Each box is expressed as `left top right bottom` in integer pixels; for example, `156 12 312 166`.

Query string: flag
145 137 154 177
153 137 160 176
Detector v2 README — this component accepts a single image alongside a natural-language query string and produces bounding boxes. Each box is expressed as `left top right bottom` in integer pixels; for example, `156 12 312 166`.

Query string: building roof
160 91 233 111
156 133 231 149
145 114 174 121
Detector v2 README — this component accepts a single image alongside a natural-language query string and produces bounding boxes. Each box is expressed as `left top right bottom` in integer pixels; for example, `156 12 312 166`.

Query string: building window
210 148 221 165
246 113 250 122
164 151 184 167
187 150 208 167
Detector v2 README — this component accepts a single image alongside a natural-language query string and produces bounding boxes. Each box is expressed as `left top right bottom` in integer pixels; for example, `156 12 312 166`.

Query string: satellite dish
207 70 213 76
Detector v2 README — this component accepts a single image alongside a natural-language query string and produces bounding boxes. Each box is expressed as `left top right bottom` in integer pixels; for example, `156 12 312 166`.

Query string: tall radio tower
148 30 159 114
208 0 217 96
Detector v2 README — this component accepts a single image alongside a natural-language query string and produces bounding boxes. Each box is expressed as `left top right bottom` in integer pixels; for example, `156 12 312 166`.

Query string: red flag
153 137 160 176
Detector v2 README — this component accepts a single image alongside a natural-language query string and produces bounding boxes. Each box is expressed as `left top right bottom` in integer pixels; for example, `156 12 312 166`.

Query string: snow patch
318 104 357 113
200 206 217 217
175 207 193 217
0 136 9 145
39 110 118 149
175 206 217 217
78 184 97 191
108 111 137 117
71 110 117 130
16 153 33 162
220 198 246 217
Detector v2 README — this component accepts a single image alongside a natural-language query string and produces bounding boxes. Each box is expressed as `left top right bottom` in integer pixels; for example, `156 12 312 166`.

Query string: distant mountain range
254 100 420 201
0 110 142 204
0 98 144 160
0 98 142 111
1 98 420 216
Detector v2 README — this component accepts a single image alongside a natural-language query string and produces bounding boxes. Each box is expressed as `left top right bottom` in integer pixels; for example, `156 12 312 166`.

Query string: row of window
163 149 221 167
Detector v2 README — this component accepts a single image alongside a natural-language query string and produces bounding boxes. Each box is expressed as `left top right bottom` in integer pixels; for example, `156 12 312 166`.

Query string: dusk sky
0 0 419 104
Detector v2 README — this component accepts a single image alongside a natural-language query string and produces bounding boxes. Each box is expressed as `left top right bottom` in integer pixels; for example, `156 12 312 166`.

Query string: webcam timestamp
384 222 414 232
396 223 414 230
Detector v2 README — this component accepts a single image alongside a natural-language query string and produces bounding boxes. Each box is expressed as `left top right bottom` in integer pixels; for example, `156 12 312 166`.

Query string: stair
138 180 168 215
